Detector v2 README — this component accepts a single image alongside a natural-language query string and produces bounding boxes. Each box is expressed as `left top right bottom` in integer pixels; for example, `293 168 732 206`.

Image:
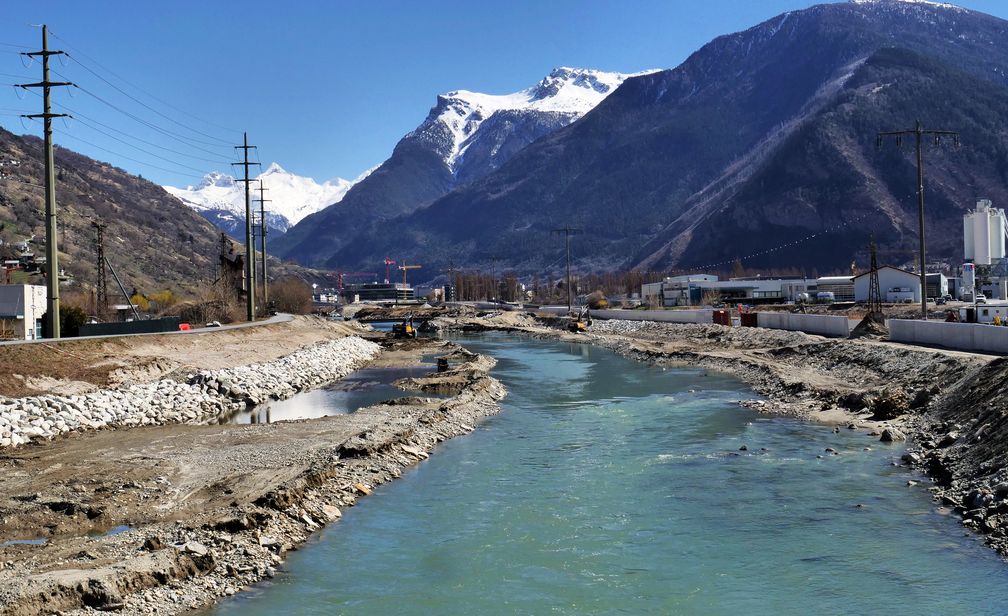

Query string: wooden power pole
232 133 259 321
17 25 72 338
877 120 958 320
255 180 271 309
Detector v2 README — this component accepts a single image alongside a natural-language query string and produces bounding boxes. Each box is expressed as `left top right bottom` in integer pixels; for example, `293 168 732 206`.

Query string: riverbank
0 333 505 615
426 309 1008 558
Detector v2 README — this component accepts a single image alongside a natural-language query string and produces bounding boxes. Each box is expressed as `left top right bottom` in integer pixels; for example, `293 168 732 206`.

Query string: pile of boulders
0 337 380 449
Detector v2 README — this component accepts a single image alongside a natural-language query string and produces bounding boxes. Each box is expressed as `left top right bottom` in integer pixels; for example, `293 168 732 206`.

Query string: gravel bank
0 340 504 616
0 337 380 449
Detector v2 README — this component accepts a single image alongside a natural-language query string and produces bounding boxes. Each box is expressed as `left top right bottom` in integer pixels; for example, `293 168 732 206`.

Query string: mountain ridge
163 164 369 239
274 67 645 267
317 0 1008 279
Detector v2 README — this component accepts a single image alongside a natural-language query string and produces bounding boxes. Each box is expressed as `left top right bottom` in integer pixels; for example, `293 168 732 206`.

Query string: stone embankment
0 337 380 449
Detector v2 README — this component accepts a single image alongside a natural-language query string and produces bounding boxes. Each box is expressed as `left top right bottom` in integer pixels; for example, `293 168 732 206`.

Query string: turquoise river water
213 333 1008 615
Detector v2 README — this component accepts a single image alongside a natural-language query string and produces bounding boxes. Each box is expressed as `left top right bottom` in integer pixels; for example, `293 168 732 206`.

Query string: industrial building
926 273 949 299
962 199 1008 301
853 266 921 303
815 276 855 302
641 275 825 306
0 284 46 340
345 282 414 303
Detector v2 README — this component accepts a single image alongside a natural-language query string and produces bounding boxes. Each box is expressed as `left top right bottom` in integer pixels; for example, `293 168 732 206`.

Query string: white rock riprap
0 336 381 449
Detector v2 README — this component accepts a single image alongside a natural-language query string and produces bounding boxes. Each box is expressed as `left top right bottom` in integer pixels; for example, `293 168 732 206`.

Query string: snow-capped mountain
164 163 368 238
411 67 650 177
275 67 648 267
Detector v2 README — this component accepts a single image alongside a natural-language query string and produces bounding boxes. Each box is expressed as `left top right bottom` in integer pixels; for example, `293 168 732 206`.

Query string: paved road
0 313 293 347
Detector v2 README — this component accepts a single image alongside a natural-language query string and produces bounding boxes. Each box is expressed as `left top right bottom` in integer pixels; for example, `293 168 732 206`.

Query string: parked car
936 297 947 305
942 294 953 303
976 294 987 304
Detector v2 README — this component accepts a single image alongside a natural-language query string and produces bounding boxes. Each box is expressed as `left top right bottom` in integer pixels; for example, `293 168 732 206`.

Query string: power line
63 52 235 146
17 24 71 339
878 119 959 319
233 132 260 322
60 108 232 166
18 82 231 167
47 30 241 137
55 128 208 179
63 77 233 154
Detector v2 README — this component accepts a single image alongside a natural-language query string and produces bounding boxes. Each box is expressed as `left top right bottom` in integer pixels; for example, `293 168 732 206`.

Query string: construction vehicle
390 316 417 339
567 307 592 333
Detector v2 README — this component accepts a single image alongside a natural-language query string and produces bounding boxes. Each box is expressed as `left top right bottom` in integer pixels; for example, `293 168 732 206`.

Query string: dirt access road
0 315 368 398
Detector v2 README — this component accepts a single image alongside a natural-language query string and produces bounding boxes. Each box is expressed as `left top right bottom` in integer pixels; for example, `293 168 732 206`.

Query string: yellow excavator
390 316 417 339
567 307 592 333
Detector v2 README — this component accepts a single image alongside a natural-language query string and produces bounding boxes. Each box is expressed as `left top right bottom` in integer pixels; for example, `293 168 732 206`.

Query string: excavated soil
0 316 367 397
0 338 505 615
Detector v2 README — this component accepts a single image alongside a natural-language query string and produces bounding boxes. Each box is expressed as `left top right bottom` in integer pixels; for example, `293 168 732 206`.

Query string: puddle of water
88 524 131 539
225 363 444 424
1 537 47 547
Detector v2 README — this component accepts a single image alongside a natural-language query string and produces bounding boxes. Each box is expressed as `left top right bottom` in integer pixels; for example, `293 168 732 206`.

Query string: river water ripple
213 333 1008 615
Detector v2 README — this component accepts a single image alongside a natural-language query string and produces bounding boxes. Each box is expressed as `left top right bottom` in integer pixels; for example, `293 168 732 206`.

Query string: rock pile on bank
0 336 380 449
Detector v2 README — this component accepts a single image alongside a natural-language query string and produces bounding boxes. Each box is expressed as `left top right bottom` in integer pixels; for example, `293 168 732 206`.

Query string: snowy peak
199 171 235 189
164 163 369 234
415 67 654 169
850 0 965 10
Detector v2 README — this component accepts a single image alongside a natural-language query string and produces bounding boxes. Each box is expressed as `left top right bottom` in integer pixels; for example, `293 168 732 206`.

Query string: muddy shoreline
0 337 505 616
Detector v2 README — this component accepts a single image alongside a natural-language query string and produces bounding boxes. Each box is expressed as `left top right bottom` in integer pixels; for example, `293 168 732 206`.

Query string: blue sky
2 0 1007 188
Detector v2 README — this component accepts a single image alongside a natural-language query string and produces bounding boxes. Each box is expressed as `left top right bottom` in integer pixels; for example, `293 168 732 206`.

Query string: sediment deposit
0 339 504 616
0 336 380 448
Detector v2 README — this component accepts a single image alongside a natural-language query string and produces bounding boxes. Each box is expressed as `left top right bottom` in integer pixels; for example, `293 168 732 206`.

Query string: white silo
964 208 975 261
990 203 1007 262
973 200 993 265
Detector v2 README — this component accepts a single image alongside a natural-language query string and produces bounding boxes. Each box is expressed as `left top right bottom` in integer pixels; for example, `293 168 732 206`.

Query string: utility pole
17 25 72 338
232 133 259 321
867 235 882 317
877 120 958 319
552 226 583 313
91 220 108 318
255 180 271 309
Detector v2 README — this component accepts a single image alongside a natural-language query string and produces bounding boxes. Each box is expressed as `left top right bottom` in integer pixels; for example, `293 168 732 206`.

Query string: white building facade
854 266 921 304
0 284 46 340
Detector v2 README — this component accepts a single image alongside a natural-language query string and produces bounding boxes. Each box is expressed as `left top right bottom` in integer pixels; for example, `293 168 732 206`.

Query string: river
211 333 1008 614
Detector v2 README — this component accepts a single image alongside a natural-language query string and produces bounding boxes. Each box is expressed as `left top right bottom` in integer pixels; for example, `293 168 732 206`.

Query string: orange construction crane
399 262 421 287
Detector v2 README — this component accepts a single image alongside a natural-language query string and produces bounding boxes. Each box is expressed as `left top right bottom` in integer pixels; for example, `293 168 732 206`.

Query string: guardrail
888 319 1008 354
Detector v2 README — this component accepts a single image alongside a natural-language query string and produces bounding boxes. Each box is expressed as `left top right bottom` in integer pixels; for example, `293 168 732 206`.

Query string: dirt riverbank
0 336 505 615
0 315 367 398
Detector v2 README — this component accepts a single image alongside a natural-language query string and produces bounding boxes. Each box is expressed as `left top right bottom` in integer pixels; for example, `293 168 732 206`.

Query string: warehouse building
853 266 921 304
641 275 818 306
